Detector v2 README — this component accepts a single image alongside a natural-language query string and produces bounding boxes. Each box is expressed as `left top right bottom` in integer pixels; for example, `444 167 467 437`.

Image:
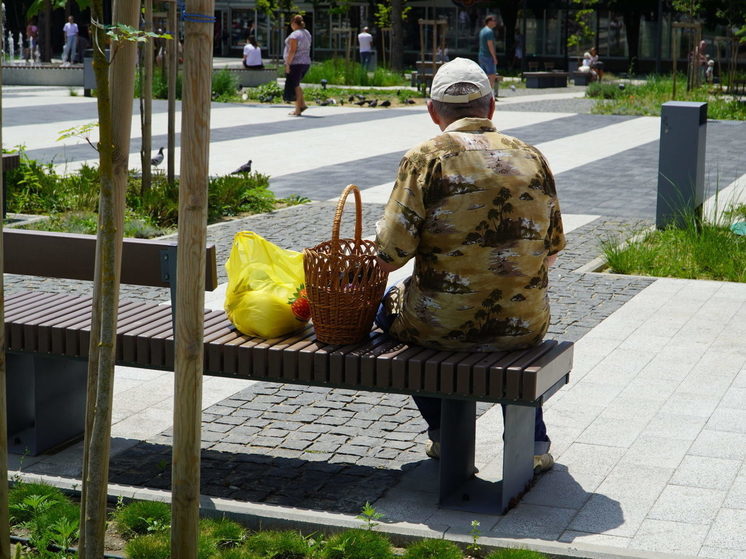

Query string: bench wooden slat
360 338 405 388
403 347 439 392
338 332 388 388
463 351 508 397
521 341 574 401
33 297 94 353
504 340 558 400
8 294 77 350
439 352 474 396
266 327 315 381
206 330 245 374
388 345 428 391
373 342 412 390
424 351 454 393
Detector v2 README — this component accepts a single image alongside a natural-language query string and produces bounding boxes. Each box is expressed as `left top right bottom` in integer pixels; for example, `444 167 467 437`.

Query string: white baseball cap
430 57 493 103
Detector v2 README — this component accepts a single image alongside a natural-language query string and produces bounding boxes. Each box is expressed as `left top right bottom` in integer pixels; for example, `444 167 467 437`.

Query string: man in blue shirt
478 15 498 89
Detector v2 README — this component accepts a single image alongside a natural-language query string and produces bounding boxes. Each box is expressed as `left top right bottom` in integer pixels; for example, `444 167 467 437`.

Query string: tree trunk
170 1 213 557
141 0 154 195
502 4 519 69
78 2 140 558
623 9 642 71
390 0 403 71
0 17 10 559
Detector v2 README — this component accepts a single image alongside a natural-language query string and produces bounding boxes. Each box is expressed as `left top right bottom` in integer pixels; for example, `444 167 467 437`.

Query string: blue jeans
376 282 551 455
62 35 78 63
360 51 372 70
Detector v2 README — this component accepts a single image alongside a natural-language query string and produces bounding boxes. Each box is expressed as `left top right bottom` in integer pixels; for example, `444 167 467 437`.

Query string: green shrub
201 517 246 548
320 529 394 559
213 68 240 101
113 500 171 537
304 58 406 87
243 81 284 103
586 81 624 99
244 530 311 558
8 483 72 525
485 548 549 559
403 538 464 559
208 172 274 220
135 69 183 99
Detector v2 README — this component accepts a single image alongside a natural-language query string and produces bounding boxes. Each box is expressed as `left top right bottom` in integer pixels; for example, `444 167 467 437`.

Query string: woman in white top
243 37 264 70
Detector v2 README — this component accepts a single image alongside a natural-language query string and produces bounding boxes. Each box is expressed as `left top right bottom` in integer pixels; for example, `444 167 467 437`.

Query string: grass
602 205 746 282
587 74 746 120
241 80 424 108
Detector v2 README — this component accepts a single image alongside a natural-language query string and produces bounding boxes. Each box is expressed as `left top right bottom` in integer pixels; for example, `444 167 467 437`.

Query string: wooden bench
4 229 573 514
523 71 568 89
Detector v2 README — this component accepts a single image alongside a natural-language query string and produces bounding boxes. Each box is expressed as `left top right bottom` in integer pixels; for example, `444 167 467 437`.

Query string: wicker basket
303 184 389 345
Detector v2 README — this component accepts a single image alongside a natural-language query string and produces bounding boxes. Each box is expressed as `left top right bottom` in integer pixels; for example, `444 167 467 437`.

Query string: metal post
656 101 707 229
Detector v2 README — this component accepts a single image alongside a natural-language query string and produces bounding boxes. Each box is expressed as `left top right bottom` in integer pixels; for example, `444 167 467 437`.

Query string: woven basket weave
303 185 389 345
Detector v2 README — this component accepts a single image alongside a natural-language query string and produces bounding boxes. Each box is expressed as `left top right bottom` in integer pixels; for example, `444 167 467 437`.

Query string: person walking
478 15 498 89
358 26 373 71
61 15 78 66
375 57 565 474
283 14 312 116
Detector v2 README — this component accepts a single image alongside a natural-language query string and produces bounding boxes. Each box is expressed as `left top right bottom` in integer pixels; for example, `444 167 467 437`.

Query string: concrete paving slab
629 519 709 556
670 456 741 491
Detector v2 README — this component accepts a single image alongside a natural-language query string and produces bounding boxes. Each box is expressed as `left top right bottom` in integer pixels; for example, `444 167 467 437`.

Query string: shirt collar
443 117 496 134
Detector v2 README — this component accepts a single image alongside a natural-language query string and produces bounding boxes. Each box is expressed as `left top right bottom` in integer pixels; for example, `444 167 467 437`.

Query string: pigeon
151 147 164 166
348 95 355 102
368 99 378 108
510 84 516 92
406 99 416 104
380 100 391 107
355 94 366 101
231 159 252 174
354 100 367 106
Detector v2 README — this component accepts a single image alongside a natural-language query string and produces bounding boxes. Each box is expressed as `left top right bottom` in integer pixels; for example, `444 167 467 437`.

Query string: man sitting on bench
374 58 566 473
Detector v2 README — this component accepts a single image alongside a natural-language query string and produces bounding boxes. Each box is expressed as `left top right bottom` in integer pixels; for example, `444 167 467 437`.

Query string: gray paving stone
629 519 708 555
723 476 746 509
648 485 726 524
671 455 742 490
490 504 578 540
703 508 746 552
689 430 746 461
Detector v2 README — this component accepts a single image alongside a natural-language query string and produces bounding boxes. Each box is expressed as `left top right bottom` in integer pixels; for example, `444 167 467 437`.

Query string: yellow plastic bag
224 231 309 338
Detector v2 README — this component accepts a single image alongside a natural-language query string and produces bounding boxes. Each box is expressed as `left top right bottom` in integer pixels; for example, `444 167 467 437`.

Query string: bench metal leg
501 403 536 511
6 353 87 456
438 398 536 514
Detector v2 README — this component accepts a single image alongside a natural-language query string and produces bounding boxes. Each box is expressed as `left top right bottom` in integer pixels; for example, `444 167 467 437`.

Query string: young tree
78 1 140 557
0 16 9 559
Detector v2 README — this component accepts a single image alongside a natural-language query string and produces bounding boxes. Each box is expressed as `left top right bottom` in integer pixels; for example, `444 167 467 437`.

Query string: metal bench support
6 352 87 455
439 398 535 514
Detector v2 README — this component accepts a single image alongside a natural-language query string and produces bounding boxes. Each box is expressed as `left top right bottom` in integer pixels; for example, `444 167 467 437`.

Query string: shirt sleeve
375 154 427 268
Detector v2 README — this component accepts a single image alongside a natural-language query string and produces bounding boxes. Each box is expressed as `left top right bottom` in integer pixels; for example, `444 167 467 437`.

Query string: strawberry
288 284 311 322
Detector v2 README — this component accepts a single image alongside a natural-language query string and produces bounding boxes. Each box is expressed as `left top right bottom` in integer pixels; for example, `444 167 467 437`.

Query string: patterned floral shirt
375 117 565 351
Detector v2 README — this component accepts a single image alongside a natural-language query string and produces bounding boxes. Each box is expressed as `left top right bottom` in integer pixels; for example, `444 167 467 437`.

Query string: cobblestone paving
106 212 655 514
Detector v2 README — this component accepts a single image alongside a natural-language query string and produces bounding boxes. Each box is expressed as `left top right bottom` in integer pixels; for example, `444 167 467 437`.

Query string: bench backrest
3 228 218 291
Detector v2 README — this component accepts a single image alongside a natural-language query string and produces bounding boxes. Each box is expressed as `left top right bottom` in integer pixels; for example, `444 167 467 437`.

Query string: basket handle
331 184 363 246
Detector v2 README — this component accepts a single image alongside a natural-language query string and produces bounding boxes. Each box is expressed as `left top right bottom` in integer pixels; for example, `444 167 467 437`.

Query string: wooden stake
142 0 154 194
168 0 178 184
171 1 213 557
0 16 10 559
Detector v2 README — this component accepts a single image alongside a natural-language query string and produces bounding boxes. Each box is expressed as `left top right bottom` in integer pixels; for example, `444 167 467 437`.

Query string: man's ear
487 95 496 120
427 100 441 127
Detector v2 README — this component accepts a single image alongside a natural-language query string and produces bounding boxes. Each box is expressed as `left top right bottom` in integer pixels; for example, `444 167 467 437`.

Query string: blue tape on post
183 12 216 23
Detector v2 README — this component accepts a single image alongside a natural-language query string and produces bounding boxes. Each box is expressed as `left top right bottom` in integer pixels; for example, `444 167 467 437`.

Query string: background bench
4 229 573 514
572 71 594 86
523 71 568 88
